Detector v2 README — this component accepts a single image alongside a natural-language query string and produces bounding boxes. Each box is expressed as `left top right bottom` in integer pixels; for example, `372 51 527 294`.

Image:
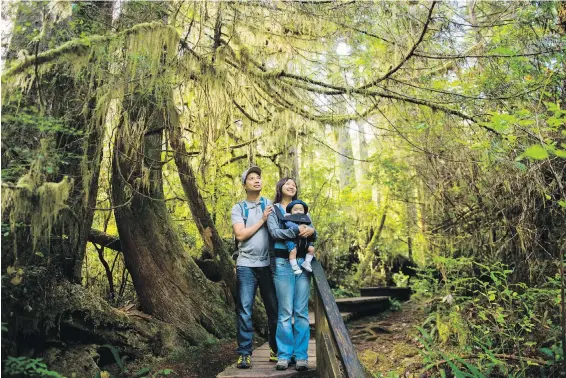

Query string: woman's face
281 179 297 198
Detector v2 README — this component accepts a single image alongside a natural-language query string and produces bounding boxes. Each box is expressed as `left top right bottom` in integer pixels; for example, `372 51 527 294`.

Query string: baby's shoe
292 265 302 275
301 260 312 272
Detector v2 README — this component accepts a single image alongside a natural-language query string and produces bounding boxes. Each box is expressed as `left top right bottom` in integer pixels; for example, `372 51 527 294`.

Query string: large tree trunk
279 134 300 181
356 123 370 183
1 2 111 355
111 93 235 344
405 186 417 260
337 125 355 189
167 102 237 300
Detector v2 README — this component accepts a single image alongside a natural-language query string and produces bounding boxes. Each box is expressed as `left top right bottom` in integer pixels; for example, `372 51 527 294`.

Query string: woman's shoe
276 359 289 370
295 360 308 371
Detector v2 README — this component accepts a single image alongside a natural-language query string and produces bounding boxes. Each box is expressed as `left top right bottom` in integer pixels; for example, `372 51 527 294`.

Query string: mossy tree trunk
111 93 235 344
166 103 238 301
1 2 112 355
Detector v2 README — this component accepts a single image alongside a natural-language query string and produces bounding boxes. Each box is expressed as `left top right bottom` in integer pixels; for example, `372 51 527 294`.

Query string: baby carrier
273 205 312 253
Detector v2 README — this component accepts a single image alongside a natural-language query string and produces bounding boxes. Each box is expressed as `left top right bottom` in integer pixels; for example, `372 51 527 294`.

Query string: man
231 166 278 369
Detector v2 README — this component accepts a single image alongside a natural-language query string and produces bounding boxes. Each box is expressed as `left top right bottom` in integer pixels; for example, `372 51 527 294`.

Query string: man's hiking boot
301 260 312 272
295 360 308 371
275 359 289 370
269 348 278 362
237 355 251 369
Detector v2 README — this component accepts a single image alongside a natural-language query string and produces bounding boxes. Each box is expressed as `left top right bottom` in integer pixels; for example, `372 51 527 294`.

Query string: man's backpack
232 197 267 260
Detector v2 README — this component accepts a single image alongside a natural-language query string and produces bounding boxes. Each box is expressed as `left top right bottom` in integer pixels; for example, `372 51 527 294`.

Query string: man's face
291 204 305 215
244 172 262 192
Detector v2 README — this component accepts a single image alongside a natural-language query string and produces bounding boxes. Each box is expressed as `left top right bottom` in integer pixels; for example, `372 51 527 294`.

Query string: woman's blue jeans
273 257 311 361
236 265 278 356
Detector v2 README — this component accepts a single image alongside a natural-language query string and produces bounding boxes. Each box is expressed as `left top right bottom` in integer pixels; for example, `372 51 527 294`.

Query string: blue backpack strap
240 198 267 226
259 197 267 212
239 201 249 226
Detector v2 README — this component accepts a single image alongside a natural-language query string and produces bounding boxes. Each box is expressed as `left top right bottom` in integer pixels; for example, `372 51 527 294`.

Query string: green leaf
544 101 561 112
514 162 527 171
101 344 125 372
490 47 515 55
522 145 549 160
134 367 150 377
539 347 554 357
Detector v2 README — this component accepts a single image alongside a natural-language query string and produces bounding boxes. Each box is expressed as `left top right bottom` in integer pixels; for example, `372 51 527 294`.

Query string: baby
284 199 316 274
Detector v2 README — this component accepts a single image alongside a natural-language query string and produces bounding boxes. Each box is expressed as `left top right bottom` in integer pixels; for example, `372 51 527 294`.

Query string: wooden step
360 287 413 301
308 311 353 326
334 296 390 315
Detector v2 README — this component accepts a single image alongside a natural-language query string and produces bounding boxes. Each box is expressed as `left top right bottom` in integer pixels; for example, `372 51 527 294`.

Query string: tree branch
413 49 564 59
358 1 437 90
232 99 270 124
88 229 121 251
2 21 177 79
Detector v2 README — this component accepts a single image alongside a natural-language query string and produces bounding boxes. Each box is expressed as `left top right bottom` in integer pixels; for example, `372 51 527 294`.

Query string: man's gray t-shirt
231 198 273 267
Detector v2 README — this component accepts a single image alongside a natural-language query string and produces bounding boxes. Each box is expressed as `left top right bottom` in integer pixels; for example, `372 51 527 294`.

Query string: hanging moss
2 21 179 80
2 138 74 256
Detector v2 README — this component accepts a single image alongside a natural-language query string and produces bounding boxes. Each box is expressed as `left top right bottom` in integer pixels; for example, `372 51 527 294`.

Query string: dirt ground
348 300 426 377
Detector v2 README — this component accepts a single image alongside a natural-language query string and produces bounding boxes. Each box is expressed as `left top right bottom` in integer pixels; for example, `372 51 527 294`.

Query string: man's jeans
273 257 310 361
236 265 278 356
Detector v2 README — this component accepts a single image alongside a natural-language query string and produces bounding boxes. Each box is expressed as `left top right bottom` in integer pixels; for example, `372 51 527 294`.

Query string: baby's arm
285 221 300 232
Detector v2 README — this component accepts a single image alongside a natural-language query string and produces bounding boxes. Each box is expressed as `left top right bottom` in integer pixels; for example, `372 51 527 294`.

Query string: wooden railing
312 261 368 378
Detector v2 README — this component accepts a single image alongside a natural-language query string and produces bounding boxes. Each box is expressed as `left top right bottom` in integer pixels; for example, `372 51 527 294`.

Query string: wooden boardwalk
216 275 405 377
217 339 317 378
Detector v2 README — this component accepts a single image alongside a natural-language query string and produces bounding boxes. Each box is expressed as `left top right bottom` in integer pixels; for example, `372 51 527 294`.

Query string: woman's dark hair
274 177 298 204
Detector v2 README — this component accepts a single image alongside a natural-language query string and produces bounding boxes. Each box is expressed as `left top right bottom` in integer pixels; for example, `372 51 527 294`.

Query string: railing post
312 261 368 378
314 279 344 378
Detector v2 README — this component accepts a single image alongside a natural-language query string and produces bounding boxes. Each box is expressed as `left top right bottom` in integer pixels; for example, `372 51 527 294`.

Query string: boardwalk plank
217 339 317 378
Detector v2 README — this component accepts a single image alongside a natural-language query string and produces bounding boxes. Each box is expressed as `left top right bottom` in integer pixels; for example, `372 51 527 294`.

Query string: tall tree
111 90 235 342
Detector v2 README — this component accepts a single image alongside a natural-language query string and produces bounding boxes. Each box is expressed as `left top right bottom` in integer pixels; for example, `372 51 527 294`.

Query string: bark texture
167 103 238 301
112 94 235 343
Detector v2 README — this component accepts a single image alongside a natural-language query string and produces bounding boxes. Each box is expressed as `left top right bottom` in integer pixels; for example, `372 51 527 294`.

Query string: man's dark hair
273 177 298 204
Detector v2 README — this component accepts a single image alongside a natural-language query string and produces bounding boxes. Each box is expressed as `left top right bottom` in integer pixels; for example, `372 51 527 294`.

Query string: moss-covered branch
2 21 178 79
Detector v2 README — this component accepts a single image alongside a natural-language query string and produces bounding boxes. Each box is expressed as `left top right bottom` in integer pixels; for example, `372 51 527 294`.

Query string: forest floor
138 300 426 377
142 339 241 378
348 299 427 377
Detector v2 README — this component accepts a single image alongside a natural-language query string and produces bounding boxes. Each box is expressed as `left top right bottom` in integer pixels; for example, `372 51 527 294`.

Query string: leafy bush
4 357 63 377
389 298 402 312
97 345 174 378
416 257 563 376
332 286 358 298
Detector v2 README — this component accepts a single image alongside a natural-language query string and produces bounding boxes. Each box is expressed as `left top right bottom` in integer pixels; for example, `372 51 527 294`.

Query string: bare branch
358 1 437 90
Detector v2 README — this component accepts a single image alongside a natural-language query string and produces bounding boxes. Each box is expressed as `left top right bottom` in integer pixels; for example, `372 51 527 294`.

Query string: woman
267 177 316 371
